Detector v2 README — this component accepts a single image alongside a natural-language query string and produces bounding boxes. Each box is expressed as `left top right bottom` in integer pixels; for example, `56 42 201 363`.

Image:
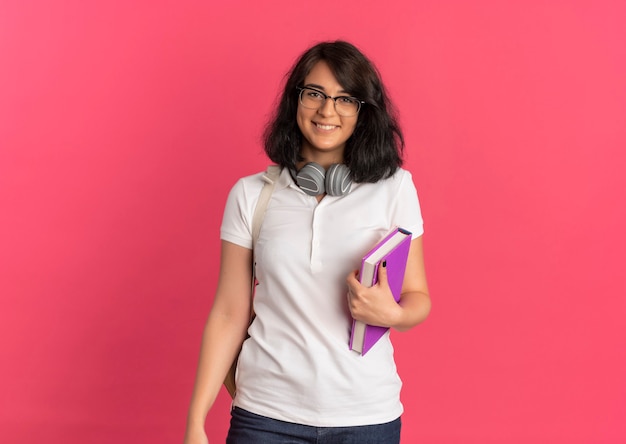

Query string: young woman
184 40 431 444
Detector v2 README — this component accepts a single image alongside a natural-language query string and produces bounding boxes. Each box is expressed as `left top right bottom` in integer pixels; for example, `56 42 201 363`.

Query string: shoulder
377 168 420 205
221 169 271 245
228 170 268 198
234 169 269 186
381 167 415 189
391 167 413 180
226 166 286 210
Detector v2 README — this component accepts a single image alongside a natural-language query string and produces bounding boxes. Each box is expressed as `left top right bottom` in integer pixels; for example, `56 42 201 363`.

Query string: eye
337 96 356 104
306 90 324 99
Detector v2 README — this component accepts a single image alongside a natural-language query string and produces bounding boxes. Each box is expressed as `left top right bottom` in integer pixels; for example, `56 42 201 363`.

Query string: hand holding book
346 260 404 330
348 227 412 355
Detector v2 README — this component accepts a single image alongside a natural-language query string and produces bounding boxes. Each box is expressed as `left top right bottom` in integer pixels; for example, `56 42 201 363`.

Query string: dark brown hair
263 40 404 183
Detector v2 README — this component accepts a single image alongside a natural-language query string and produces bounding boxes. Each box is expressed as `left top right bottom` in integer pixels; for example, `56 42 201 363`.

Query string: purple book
349 227 412 355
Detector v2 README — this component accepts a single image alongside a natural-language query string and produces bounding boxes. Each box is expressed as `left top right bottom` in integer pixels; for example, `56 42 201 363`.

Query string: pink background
1 1 625 443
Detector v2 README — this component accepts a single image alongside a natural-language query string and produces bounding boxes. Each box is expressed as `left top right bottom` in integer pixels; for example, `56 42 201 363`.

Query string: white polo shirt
220 166 423 427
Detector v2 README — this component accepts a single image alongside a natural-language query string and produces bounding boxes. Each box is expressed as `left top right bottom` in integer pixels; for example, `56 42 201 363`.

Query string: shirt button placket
310 207 323 273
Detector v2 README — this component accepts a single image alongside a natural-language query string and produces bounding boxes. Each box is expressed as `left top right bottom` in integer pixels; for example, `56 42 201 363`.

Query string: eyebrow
303 83 349 95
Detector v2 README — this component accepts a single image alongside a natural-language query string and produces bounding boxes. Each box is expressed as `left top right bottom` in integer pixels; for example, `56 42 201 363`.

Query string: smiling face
296 61 358 166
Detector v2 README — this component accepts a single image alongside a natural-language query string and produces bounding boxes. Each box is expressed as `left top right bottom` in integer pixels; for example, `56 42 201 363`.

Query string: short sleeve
393 170 424 238
220 173 265 249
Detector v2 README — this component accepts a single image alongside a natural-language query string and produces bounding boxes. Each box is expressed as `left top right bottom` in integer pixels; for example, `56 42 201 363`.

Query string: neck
298 149 344 170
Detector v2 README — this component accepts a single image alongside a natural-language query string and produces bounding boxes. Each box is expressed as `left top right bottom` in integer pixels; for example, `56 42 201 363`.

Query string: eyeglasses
297 87 364 117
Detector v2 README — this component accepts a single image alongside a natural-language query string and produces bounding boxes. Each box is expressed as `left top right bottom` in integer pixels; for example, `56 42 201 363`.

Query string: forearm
186 310 249 430
391 290 431 332
186 240 254 433
391 236 430 332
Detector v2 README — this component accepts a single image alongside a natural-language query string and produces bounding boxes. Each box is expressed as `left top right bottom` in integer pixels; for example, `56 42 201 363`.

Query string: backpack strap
251 165 281 245
224 165 282 399
250 164 280 292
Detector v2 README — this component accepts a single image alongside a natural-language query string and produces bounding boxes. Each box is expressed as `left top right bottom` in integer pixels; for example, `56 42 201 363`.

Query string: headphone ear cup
325 163 352 196
295 162 326 196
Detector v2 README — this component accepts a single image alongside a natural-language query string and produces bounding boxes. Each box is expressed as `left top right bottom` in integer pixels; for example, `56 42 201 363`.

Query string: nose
317 97 337 116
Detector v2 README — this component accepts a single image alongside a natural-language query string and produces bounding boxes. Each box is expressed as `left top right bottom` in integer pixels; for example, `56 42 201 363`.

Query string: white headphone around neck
294 162 352 196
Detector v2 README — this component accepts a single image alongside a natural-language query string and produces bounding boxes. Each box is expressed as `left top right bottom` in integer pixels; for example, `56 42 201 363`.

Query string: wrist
186 411 207 430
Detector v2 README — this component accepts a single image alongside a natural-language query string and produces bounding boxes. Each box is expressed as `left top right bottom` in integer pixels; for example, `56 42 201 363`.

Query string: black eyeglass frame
296 86 365 116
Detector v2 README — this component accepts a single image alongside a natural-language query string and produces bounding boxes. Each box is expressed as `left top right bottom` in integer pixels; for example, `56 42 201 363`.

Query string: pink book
349 227 412 355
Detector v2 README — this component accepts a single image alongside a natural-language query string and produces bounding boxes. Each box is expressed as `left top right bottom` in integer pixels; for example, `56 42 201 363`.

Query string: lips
314 122 338 131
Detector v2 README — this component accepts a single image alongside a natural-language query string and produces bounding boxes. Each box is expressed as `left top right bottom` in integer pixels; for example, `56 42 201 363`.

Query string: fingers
346 270 358 293
346 269 362 317
377 260 388 288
